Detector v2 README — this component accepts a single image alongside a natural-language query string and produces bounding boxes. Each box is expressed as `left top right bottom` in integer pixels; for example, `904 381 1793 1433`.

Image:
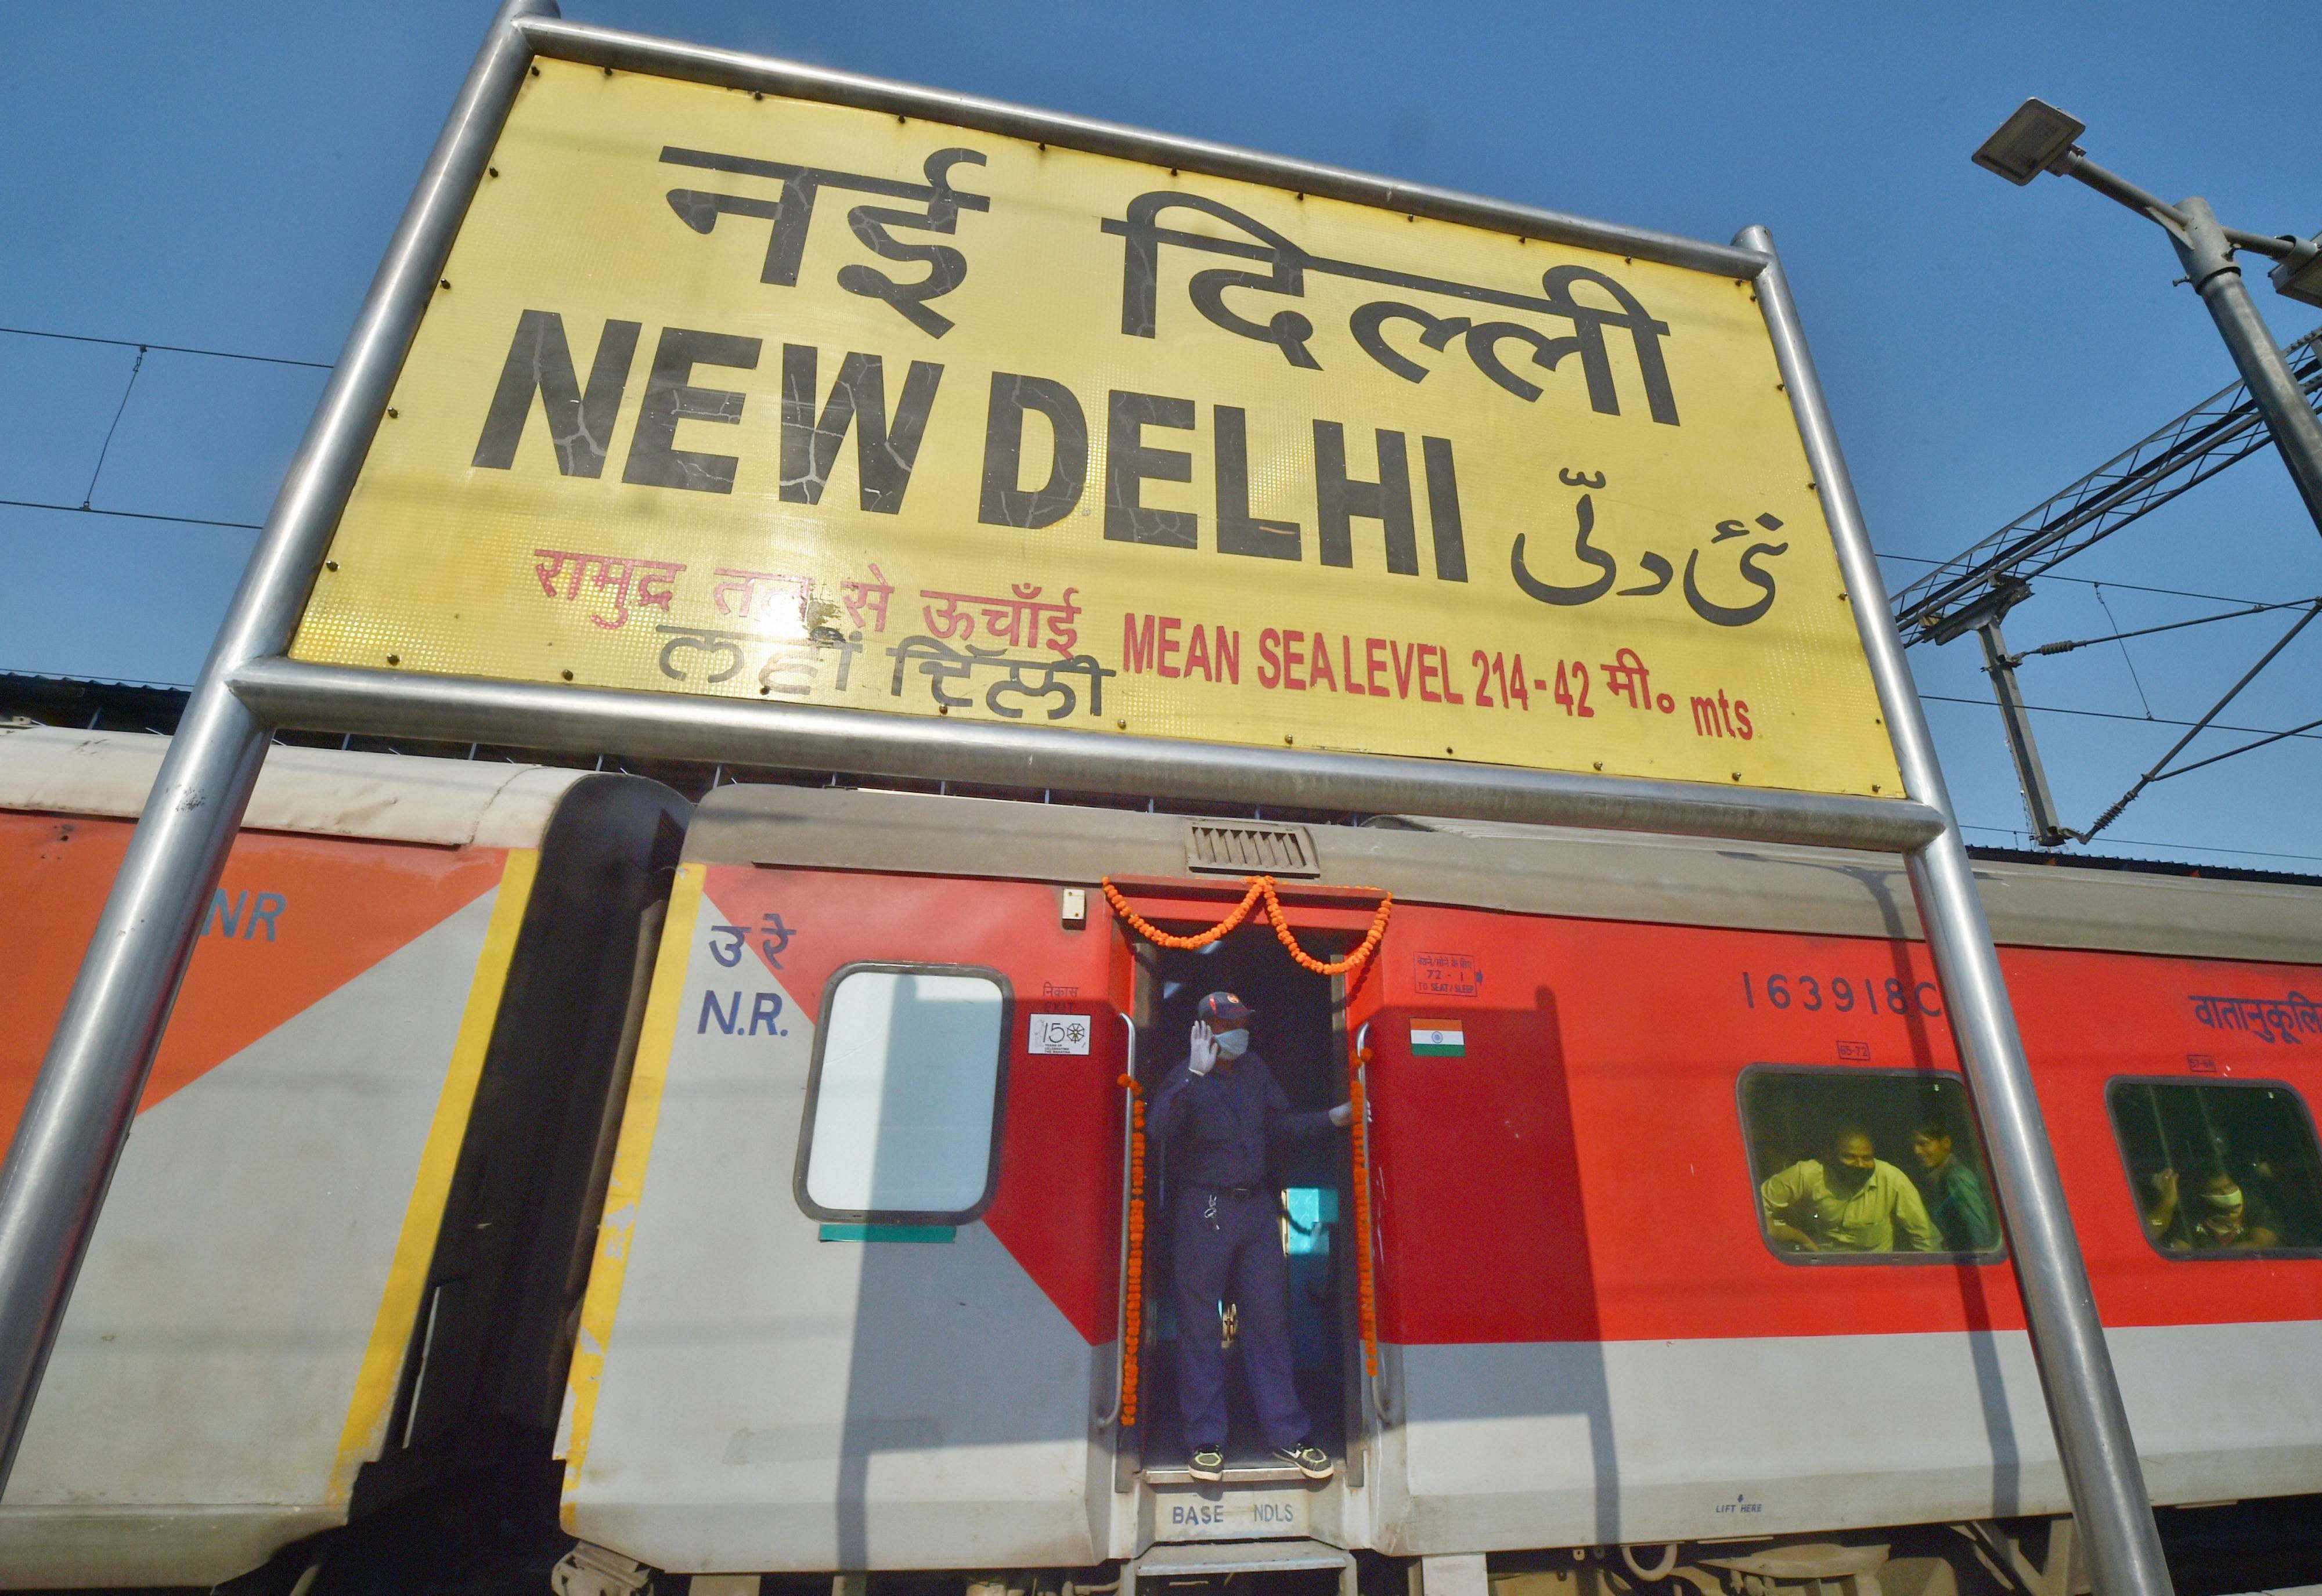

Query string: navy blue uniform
1150 1050 1334 1451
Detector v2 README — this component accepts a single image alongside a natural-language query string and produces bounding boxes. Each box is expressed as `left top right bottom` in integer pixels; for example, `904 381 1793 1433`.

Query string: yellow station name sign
291 60 1903 797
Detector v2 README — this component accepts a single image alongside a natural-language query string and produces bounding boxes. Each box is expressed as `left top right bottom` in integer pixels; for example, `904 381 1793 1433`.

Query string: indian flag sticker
1410 1019 1466 1057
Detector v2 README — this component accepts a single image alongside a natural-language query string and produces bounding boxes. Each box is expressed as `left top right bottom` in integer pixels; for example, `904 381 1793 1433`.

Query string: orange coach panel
1 811 508 1138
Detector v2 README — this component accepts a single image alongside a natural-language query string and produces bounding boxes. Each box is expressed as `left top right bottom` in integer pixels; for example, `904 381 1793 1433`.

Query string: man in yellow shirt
1761 1125 1942 1253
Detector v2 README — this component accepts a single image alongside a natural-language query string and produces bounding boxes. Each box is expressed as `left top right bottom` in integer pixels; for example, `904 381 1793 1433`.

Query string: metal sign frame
0 6 2172 1593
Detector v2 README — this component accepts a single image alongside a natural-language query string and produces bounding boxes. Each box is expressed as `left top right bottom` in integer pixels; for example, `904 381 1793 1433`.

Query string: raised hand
1189 1019 1218 1076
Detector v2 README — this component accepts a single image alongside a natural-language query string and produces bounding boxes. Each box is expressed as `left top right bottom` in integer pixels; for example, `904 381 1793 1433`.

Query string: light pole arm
2053 150 2312 264
2219 227 2304 262
2052 150 2187 232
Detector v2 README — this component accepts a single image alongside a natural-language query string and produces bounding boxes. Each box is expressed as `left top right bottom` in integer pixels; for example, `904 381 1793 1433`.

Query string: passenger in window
1760 1125 1942 1254
2242 1149 2318 1245
1910 1121 1999 1252
2143 1165 2282 1251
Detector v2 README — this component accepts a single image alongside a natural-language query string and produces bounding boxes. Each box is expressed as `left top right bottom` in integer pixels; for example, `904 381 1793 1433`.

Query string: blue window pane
1284 1186 1337 1255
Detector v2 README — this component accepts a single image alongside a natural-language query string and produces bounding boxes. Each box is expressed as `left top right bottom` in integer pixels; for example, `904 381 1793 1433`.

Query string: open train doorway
1136 922 1355 1480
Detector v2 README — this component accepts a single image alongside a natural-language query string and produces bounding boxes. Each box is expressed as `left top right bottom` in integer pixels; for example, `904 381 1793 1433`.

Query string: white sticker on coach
1157 1488 1313 1541
1028 1013 1092 1055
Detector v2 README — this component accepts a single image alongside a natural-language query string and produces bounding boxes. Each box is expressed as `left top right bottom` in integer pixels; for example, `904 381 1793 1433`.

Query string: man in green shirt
1761 1126 1942 1253
1910 1121 2000 1252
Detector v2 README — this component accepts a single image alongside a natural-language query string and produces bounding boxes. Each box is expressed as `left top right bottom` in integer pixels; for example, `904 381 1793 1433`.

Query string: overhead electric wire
2075 602 2322 842
81 346 147 510
2151 714 2322 783
0 324 316 534
1889 545 2320 839
0 497 261 532
1888 327 2322 636
1878 551 2276 610
1919 692 2322 747
0 324 332 372
2001 595 2322 662
2087 582 2157 720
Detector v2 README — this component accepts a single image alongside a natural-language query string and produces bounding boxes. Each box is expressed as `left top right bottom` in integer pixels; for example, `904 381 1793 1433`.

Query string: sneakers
1274 1443 1335 1481
1187 1443 1333 1481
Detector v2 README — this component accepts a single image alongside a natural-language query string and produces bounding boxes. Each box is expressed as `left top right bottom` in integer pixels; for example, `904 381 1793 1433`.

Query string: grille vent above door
1183 821 1321 878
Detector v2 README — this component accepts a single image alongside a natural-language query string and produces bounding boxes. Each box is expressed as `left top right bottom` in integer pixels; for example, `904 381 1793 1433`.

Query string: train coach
0 725 684 1588
553 781 2322 1596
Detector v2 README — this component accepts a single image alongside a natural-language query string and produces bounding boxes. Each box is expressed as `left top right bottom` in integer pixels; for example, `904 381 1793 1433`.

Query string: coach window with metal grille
2108 1079 2322 1258
1740 1066 2008 1263
794 964 1013 1227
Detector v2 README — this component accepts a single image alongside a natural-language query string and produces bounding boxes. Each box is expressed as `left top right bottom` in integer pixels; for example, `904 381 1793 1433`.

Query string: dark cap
1197 991 1256 1028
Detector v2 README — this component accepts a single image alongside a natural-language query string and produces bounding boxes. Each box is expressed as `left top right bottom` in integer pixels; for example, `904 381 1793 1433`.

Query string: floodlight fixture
1971 98 2085 186
2271 236 2322 309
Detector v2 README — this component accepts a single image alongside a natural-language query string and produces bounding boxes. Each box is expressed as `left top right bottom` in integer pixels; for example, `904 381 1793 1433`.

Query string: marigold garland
1101 874 1392 1423
1117 1071 1149 1427
1349 1048 1379 1378
1098 875 1393 977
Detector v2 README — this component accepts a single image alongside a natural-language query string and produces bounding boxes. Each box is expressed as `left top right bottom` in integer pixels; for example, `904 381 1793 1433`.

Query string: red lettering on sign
1123 613 1156 674
1283 629 1307 690
1125 613 1240 685
1689 685 1759 739
1259 629 1282 688
1439 642 1464 703
1308 630 1339 691
1365 637 1389 696
1214 626 1241 685
1417 645 1444 703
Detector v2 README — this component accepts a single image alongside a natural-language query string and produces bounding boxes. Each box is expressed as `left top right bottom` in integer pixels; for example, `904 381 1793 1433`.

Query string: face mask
1214 1028 1250 1059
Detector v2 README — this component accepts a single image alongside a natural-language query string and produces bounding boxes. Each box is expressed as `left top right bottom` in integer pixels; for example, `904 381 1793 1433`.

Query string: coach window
2109 1079 2322 1257
1740 1067 2005 1262
796 965 1011 1225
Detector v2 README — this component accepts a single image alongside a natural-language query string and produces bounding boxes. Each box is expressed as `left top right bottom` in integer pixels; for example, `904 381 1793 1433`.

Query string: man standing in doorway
1152 991 1352 1483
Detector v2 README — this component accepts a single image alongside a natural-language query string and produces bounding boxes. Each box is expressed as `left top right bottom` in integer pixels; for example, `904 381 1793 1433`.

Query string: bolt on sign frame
0 5 2172 1593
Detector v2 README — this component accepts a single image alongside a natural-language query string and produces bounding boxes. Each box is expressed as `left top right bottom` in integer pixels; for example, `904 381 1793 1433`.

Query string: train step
1126 1536 1355 1596
1142 1462 1309 1485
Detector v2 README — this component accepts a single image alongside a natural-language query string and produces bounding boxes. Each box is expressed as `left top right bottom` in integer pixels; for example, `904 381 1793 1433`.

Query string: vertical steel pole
2165 197 2322 536
1976 619 2071 847
1741 226 2173 1596
0 0 553 1493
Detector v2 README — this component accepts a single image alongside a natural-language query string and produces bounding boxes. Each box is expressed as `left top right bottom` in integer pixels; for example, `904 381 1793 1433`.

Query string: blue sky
4 2 2316 868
